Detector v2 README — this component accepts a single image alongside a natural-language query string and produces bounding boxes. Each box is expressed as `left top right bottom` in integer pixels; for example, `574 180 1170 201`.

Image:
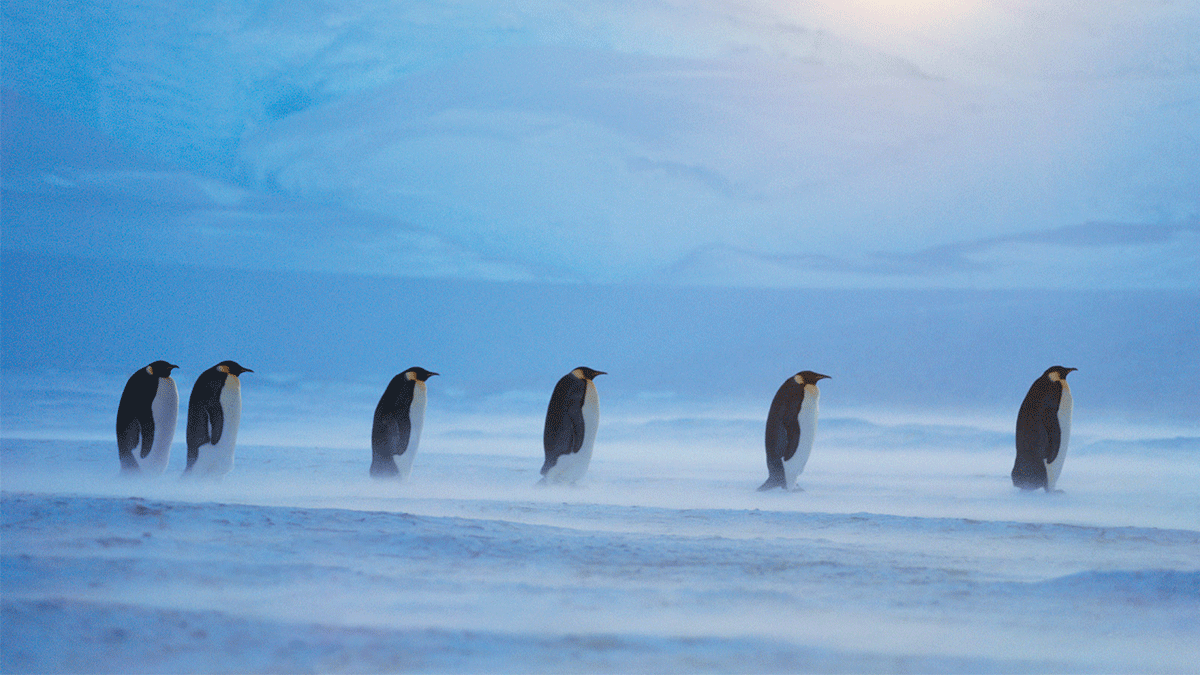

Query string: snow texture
3 426 1199 673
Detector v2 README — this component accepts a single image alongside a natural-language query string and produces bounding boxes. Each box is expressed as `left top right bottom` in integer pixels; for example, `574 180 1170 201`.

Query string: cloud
5 2 1198 288
658 221 1200 289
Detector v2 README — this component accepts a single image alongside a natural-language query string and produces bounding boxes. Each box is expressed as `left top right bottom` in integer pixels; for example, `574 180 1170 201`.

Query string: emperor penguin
371 367 438 480
540 367 605 485
116 360 180 475
1012 365 1076 492
184 360 253 478
758 371 829 492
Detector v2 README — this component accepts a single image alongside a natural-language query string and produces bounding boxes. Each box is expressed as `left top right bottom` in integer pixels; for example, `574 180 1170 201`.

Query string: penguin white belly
141 377 178 475
547 381 599 484
1045 382 1072 490
194 375 241 477
783 386 820 490
395 383 426 481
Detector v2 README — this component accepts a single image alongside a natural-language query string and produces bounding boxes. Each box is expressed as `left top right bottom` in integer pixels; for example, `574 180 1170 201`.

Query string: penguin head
404 367 439 382
1045 366 1077 382
794 371 830 386
572 367 607 381
215 360 253 377
146 361 179 378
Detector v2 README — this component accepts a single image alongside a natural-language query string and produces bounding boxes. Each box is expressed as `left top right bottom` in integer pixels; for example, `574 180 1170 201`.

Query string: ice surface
3 417 1199 672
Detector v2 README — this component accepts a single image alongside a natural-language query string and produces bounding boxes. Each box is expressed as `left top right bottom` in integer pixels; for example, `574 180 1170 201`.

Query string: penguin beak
814 373 830 381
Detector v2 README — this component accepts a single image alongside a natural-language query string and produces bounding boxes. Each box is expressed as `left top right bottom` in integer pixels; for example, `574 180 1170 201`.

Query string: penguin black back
1012 365 1076 491
371 367 438 478
116 360 179 473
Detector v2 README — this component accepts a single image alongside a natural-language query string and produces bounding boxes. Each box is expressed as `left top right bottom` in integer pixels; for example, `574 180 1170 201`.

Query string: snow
3 418 1199 673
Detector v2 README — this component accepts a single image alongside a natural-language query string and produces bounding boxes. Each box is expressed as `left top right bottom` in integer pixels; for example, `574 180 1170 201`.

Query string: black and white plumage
540 367 605 485
184 360 252 478
758 371 829 492
1012 365 1076 492
116 360 180 475
371 367 438 480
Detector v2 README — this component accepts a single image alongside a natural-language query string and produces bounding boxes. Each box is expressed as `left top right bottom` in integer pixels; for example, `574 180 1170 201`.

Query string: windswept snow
3 427 1199 673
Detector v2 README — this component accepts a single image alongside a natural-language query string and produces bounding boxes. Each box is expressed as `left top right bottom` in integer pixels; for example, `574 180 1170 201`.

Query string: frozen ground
3 396 1199 673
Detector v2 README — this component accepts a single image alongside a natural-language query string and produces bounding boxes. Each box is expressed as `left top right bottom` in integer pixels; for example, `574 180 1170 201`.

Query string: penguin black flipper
185 402 208 471
778 408 802 462
1043 400 1063 466
759 412 796 491
541 375 586 476
206 395 225 446
137 386 158 459
370 408 411 475
116 418 143 471
370 406 411 477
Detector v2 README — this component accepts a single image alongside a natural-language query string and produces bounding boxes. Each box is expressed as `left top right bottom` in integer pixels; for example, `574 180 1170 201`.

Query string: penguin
540 367 606 485
116 360 180 475
184 360 252 478
758 371 829 492
1012 365 1076 492
370 367 439 480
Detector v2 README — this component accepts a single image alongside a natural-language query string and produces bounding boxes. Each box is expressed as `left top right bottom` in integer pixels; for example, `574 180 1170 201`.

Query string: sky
2 0 1198 429
3 0 1197 287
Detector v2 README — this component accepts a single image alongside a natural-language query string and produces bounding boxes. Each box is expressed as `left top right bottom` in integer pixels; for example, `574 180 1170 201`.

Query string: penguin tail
757 475 786 491
370 456 399 478
1011 467 1046 491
